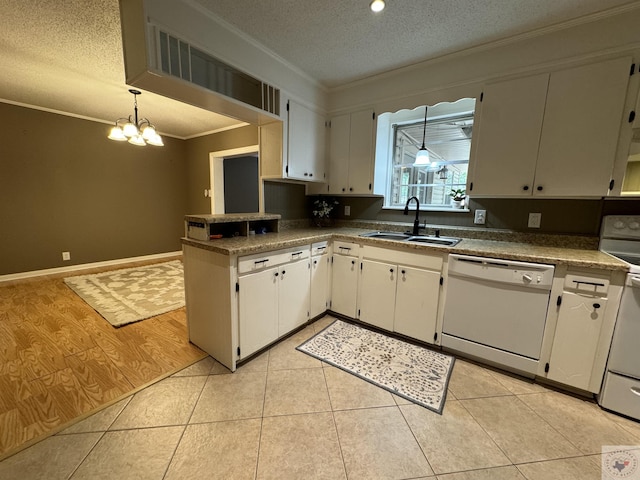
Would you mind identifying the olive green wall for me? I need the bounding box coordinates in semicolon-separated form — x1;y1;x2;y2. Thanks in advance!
184;125;258;214
0;102;188;275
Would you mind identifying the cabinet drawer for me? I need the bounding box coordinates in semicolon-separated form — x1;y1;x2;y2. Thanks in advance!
333;241;359;256
361;245;443;271
238;245;310;274
600;372;640;420
564;272;610;295
312;241;329;256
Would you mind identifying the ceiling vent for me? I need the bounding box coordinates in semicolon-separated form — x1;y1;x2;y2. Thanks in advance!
156;30;280;116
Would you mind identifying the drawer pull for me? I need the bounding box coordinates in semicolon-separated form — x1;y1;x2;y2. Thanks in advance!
254;259;269;265
339;246;351;252
631;387;640;397
572;280;605;288
292;251;303;257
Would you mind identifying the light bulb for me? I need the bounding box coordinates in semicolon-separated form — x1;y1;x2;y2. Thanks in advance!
370;0;385;13
108;126;127;141
128;134;146;146
413;148;430;166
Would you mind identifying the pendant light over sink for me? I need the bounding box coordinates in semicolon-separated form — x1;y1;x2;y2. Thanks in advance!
108;89;164;146
413;106;430;166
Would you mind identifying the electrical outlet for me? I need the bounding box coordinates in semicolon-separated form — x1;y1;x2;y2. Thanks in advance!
62;251;71;261
528;212;542;229
474;209;486;224
344;205;351;216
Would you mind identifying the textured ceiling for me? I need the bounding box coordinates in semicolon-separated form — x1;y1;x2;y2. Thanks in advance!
193;0;636;87
0;0;636;139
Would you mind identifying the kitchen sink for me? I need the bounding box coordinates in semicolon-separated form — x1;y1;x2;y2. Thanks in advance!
406;235;461;246
359;231;412;240
359;231;461;246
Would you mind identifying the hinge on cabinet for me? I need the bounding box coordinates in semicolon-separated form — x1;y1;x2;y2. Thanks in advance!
372;112;375;120
629;111;636;123
544;362;550;373
286;101;290;111
480;92;484;102
358;309;361;317
631;63;636;76
368;183;372;190
327;185;330;192
609;179;615;191
469;182;473;191
556;295;562;306
285;165;289;174
434;332;438;342
236;283;239;292
439;276;444;286
360;262;363;270
237;346;241;356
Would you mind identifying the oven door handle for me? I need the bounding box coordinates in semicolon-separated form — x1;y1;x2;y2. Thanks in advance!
631;276;640;288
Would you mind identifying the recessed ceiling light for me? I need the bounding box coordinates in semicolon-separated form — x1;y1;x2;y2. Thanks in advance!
370;0;385;13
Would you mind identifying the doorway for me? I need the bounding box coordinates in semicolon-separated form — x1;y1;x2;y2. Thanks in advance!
209;145;261;214
223;154;259;213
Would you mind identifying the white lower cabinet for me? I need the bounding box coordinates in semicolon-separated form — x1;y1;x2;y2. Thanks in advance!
358;259;397;331
238;246;311;359
544;270;622;393
358;246;443;344
330;242;359;317
277;259;311;336
310;245;330;318
394;266;441;343
239;267;279;359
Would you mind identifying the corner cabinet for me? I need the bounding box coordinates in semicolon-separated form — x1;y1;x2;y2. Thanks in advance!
326;109;376;194
470;56;633;197
260;98;326;182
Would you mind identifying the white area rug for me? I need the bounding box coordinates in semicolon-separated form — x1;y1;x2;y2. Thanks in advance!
297;319;455;414
64;261;185;327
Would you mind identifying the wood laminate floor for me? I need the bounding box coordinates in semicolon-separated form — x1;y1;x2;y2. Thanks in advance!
0;260;206;459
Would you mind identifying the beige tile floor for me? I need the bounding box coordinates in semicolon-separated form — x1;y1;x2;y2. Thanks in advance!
1;315;640;480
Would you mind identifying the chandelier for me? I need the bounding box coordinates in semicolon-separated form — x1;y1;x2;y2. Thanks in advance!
107;89;164;146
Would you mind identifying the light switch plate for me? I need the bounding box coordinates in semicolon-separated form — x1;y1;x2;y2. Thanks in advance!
528;212;542;228
344;205;351;216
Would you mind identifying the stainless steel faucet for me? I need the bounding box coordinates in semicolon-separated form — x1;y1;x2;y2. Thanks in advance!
403;196;423;236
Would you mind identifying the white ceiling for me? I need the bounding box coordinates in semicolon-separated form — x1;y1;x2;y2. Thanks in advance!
0;0;636;139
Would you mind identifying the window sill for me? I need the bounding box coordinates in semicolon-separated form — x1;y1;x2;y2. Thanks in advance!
382;206;470;213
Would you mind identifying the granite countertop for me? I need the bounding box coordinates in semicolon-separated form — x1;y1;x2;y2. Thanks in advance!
181;226;628;271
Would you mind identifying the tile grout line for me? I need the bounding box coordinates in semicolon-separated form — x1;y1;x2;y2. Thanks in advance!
396;403;436;476
253;350;271;480
159;368;211;480
320;361;349;480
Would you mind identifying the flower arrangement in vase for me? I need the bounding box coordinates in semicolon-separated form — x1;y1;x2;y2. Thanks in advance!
312;197;339;227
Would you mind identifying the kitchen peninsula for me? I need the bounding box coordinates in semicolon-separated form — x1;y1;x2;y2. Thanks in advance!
182;213;628;396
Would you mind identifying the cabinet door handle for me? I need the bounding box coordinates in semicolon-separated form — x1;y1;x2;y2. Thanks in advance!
313;260;317;265
593;303;601;309
274;272;279;277
401;269;406;274
522;185;529;191
349;187;353;191
351;260;355;265
342;188;346;192
282;270;286;275
389;268;394;273
536;185;543;191
304;172;308;176
309;173;313;177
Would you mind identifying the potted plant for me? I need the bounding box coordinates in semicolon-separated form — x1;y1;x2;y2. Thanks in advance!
449;189;466;208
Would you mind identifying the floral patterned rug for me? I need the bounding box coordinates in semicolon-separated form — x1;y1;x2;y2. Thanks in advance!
297;319;455;414
64;260;185;327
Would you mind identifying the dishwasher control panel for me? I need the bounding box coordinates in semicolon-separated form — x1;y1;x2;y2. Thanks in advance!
448;254;555;290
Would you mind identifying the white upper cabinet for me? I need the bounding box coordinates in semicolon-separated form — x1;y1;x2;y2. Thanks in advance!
260;98;326;183
287;100;326;182
327;109;375;194
470;74;548;196
470;56;632;197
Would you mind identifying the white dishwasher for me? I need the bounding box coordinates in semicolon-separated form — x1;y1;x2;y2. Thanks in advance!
442;254;555;375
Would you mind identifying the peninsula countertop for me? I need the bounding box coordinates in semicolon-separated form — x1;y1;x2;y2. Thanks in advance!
181;227;628;271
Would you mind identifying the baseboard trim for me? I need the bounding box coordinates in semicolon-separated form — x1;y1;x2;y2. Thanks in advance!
0;251;183;284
